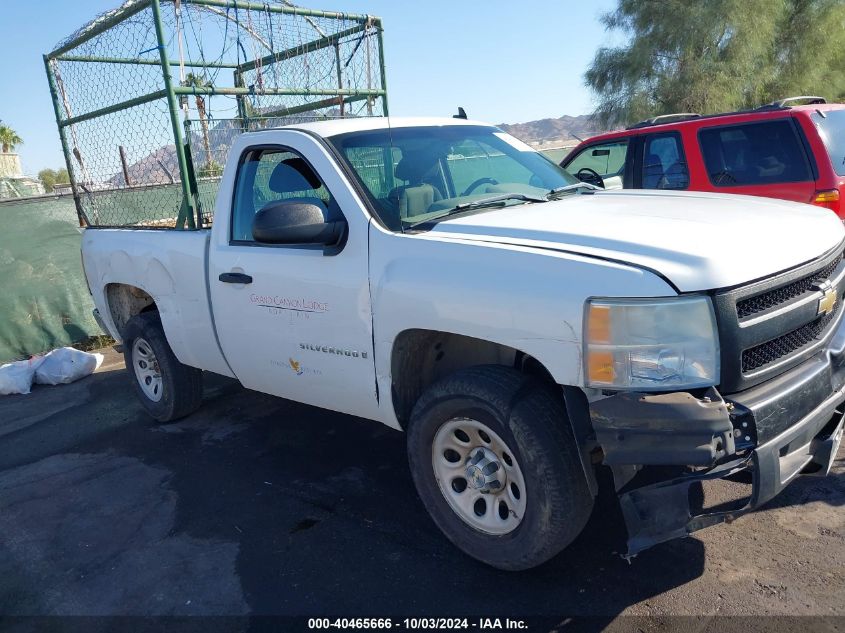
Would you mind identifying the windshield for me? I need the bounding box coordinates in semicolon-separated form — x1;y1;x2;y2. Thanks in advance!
813;109;845;176
329;125;579;230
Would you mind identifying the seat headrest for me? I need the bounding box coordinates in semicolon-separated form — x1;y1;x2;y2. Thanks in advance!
645;153;663;169
394;149;439;183
268;157;322;194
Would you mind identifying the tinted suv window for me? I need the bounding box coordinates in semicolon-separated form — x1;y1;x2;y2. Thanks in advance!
698;120;812;186
642;132;689;190
565;140;628;180
813;110;845;176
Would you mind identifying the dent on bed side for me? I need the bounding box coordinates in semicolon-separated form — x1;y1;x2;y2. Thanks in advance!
101;250;176;334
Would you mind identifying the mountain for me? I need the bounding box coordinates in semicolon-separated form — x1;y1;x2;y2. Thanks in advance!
110;118;251;187
498;113;609;146
110;112;609;186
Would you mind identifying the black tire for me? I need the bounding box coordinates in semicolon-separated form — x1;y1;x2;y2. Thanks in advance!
407;365;594;571
122;312;203;422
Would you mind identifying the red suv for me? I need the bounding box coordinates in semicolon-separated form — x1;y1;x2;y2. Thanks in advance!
561;97;845;217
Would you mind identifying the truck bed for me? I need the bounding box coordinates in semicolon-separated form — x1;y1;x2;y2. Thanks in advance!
81;228;232;378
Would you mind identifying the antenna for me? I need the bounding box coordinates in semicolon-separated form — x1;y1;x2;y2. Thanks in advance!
453;107;467;120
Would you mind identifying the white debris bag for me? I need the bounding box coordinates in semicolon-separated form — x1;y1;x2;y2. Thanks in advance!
0;356;44;396
34;347;104;386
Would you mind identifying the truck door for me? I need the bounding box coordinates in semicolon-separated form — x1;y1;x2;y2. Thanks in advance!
209;131;377;420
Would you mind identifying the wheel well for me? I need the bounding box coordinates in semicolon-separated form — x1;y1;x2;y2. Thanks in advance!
390;329;555;428
105;283;158;336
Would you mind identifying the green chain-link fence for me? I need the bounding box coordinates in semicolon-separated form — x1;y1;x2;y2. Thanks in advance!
45;0;387;230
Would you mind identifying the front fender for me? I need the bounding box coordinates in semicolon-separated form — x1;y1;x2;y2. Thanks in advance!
369;227;677;425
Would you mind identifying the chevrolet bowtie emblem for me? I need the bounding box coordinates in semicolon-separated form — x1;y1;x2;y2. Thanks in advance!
817;281;838;316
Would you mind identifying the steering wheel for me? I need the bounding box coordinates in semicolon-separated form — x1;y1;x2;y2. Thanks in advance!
575;167;605;189
461;177;499;197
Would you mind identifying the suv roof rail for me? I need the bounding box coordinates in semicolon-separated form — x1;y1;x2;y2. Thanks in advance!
626;113;702;129
758;96;827;110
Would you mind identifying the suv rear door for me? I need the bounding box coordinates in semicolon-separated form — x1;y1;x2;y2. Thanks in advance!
695;117;817;204
637;131;690;190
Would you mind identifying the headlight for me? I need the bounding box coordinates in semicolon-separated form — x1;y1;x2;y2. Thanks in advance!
584;296;720;391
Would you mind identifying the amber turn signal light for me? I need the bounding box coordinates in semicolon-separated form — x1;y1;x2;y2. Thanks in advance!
811;189;841;211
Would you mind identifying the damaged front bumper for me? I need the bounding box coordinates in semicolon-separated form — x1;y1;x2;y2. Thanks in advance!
588;318;845;557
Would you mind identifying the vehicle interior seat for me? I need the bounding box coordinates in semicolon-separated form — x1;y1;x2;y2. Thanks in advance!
388;149;443;220
643;153;665;189
236;156;329;241
265;156;331;211
756;155;787;178
268;156;324;199
243;157;330;242
660;161;690;189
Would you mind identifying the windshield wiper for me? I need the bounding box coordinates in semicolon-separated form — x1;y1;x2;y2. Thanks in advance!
546;182;601;199
406;193;546;229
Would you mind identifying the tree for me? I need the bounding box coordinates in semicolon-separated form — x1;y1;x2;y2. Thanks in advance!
0;123;23;153
38;167;70;193
197;161;223;179
585;0;845;127
182;73;214;170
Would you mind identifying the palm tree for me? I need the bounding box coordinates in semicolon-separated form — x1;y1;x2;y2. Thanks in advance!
0;123;23;153
182;73;213;170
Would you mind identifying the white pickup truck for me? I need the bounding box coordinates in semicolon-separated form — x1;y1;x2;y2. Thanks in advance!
82;117;845;570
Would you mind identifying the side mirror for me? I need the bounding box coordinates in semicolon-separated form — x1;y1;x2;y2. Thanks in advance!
252;200;346;247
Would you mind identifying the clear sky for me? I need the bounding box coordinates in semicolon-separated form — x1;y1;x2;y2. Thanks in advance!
0;0;618;174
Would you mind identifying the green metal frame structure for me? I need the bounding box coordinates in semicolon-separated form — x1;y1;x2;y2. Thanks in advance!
44;0;388;230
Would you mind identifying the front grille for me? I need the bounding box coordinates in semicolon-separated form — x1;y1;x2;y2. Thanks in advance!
714;242;845;392
736;254;843;319
741;302;841;372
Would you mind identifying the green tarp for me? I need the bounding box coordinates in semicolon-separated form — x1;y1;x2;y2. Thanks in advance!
0;196;101;362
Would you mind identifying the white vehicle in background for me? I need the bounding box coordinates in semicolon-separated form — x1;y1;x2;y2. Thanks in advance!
82;117;845;570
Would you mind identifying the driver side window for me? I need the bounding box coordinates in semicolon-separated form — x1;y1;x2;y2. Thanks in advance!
565;140;629;185
231;148;335;243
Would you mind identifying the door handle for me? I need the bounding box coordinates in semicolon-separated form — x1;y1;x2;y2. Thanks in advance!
219;272;253;284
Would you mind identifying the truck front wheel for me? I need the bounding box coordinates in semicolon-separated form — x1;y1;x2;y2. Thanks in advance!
122;312;202;422
407;366;593;571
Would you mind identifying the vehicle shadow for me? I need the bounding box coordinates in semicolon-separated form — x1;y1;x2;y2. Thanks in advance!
132;373;709;620
1;367;841;622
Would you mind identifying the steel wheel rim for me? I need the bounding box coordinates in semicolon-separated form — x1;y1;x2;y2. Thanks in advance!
132;337;163;402
432;417;527;535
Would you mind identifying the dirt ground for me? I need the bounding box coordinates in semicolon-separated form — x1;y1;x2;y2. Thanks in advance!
0;346;843;630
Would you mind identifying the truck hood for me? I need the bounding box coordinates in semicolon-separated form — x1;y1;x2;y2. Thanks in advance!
428;190;845;292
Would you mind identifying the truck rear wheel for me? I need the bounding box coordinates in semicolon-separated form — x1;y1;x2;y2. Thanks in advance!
407;365;593;571
122;312;202;422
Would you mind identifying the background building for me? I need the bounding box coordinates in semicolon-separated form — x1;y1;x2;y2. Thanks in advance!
0;152;45;198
